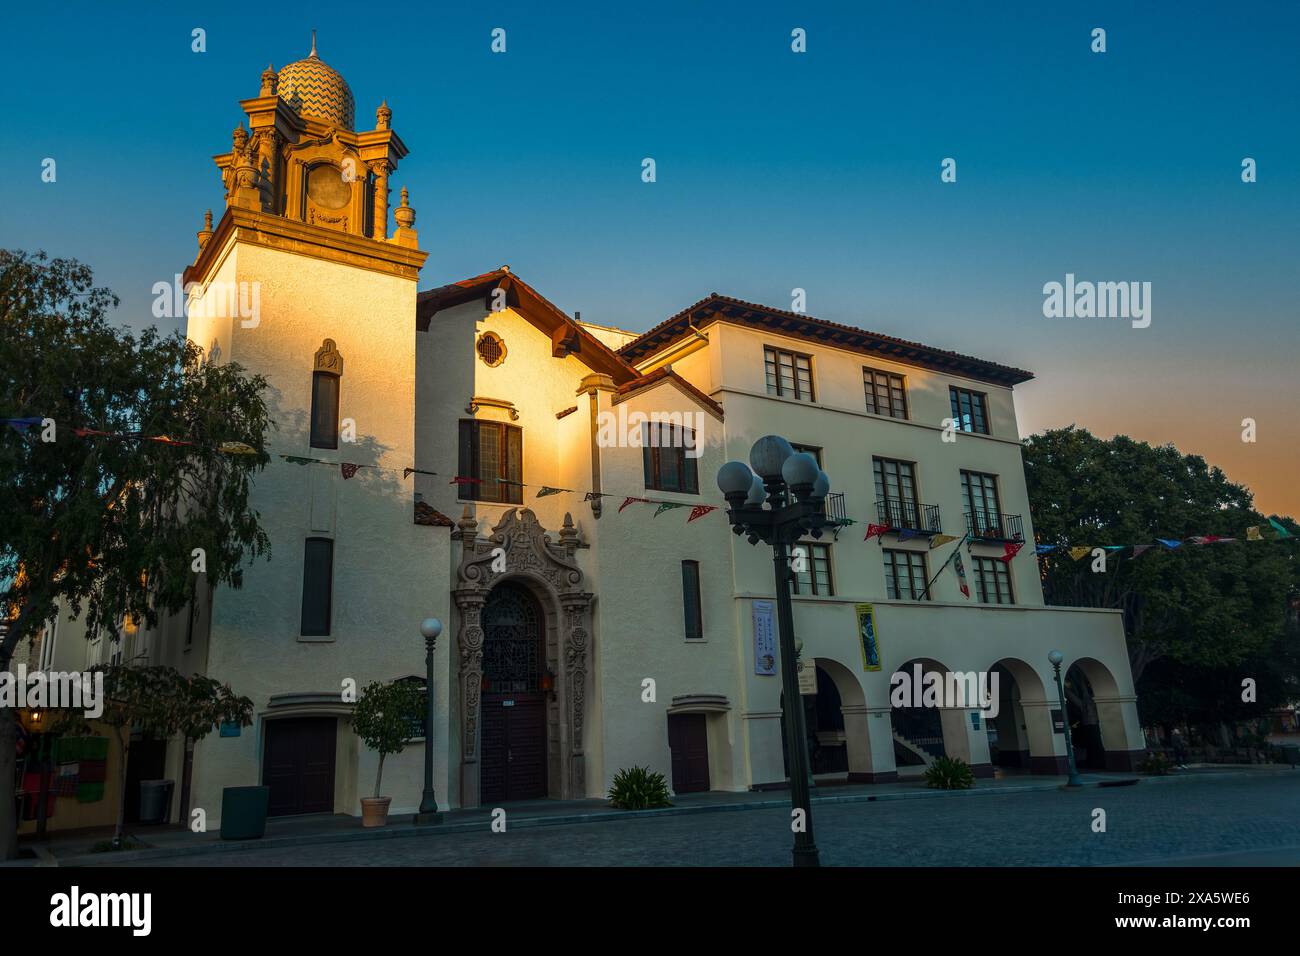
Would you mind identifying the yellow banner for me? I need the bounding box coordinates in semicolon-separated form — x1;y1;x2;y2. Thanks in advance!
855;604;882;672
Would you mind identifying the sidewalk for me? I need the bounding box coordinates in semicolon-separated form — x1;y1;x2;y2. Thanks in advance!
12;764;1293;868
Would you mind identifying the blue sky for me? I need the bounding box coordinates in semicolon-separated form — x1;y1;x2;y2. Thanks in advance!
1;1;1297;512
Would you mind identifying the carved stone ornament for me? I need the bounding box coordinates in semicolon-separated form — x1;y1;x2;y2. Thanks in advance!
314;338;343;376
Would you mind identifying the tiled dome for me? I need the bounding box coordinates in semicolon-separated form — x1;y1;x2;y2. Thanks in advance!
277;37;355;130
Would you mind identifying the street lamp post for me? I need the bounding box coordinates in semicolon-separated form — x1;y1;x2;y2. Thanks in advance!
1048;649;1084;788
415;617;444;824
718;435;838;868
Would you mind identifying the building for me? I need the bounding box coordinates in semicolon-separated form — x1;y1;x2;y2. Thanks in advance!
40;40;1146;827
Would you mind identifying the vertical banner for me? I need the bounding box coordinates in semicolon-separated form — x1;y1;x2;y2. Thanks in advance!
953;551;971;599
752;600;777;676
796;656;817;695
855;603;882;672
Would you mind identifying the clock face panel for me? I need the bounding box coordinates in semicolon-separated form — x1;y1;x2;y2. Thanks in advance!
307;164;351;210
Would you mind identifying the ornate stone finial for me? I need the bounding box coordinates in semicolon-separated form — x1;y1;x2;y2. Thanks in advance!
376;99;391;130
559;512;579;555
196;208;215;253
500;264;511;274
394;186;416;229
260;63;278;96
458;505;478;540
232;123;248;154
309;29;318;58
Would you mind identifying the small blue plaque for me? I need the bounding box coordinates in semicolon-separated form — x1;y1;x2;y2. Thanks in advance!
219;721;241;738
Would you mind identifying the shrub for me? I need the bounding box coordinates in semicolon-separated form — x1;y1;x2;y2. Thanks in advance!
607;766;672;810
1139;752;1173;775
924;756;975;790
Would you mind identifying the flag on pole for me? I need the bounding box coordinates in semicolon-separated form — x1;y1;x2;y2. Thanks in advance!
929;534;959;549
687;505;717;523
897;528;921;542
952;552;970;599
1000;541;1023;563
340;463;359;480
864;524;890;542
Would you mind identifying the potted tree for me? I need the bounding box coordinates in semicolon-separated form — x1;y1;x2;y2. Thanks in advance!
351;679;422;828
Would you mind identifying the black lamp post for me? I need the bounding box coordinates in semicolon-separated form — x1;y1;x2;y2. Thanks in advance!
415;617;444;824
1048;649;1084;788
718;435;836;868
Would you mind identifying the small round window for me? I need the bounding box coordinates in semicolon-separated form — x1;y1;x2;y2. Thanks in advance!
477;331;506;367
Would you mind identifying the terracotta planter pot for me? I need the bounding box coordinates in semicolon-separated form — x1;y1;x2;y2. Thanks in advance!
360;797;391;828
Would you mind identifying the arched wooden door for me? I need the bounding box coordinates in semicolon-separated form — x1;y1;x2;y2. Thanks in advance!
479;582;549;802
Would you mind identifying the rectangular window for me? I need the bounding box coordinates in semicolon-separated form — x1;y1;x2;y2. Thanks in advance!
873;457;920;527
300;537;334;636
764;346;815;401
458;420;523;504
961;470;1002;536
949;386;989;435
863;367;908;419
791;542;834;596
883;549;929;600
310;371;340;449
973;557;1014;605
681;560;703;641
790;443;823;468
642;421;699;494
184;579;198;649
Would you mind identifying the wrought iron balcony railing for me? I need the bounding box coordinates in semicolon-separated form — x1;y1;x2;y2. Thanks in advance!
964;511;1024;542
822;492;849;526
876;499;942;535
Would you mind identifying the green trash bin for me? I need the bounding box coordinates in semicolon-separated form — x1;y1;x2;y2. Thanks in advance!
219;786;270;840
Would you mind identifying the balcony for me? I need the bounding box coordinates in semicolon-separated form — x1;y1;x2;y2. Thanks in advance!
822;492;850;536
965;511;1024;543
876;499;943;535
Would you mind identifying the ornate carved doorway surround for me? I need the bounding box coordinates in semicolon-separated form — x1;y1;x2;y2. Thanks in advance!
453;508;593;808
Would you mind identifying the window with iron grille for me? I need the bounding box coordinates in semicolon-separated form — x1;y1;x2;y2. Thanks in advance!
681;560;703;641
310;370;340;449
949;386;989;434
883;549;929;600
873;457;920;526
764;346;815;401
791;542;834;596
864;367;908;419
961;470;1002;535
642;421;699;494
972;557;1014;604
476;331;506;367
458;420;523;504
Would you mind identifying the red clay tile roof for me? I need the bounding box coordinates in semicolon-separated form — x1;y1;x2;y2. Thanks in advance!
614;365;724;419
617;293;1034;387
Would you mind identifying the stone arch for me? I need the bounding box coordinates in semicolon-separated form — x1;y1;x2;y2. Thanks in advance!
986;657;1055;772
1065;656;1126;770
890;657;993;777
453;507;593;807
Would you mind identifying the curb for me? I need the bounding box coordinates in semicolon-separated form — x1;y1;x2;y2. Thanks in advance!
28;766;1297;867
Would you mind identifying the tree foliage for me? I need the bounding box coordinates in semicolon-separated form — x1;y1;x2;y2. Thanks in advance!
1023;426;1300;724
0;249;272;859
351;679;423;798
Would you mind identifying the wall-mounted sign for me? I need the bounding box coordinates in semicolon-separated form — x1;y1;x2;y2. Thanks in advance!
1052;709;1066;734
796;657;817;695
855;604;882;672
752;600;777;676
219;721;241;738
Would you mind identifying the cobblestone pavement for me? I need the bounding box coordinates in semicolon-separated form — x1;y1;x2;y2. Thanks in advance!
123;774;1300;867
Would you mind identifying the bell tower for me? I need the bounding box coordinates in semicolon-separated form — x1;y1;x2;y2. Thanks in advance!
182;38;445;825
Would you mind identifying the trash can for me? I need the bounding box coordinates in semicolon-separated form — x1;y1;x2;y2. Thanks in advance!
138;779;174;825
220;785;270;840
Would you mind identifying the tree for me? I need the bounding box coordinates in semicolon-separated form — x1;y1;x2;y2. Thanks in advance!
351;680;423;800
1023;426;1299;728
0;250;272;859
55;665;253;847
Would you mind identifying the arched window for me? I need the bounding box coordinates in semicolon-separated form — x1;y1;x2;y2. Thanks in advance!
311;339;343;449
